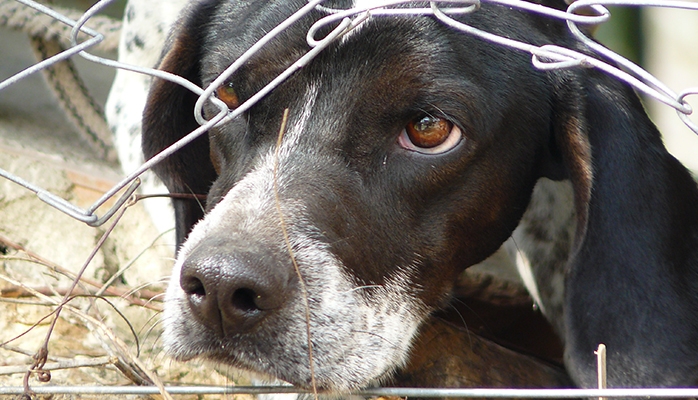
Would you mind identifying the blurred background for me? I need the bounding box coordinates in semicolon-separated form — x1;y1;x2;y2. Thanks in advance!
595;5;698;173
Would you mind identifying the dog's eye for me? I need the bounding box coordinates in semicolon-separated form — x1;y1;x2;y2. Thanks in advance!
215;82;240;109
399;115;462;154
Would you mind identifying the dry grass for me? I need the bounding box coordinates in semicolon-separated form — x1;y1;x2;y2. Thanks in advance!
0;166;254;399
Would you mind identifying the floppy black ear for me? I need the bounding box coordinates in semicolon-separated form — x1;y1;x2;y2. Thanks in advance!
556;69;698;387
142;0;222;248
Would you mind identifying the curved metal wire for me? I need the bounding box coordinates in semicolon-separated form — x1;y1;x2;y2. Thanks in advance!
2;385;698;398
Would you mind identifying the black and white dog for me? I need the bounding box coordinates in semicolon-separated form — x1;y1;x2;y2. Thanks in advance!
142;0;698;392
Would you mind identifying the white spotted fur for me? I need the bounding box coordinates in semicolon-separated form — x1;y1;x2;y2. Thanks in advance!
509;178;575;335
105;0;187;237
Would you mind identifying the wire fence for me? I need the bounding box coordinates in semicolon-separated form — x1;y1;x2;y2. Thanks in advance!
1;0;698;398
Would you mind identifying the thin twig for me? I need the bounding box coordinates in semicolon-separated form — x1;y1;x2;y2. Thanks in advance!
596;343;607;400
272;108;319;400
0;285;162;309
0;235;162;310
0;357;115;376
21;198;130;397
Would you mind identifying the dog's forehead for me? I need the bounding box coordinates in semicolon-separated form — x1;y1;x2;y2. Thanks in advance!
201;1;471;80
202;1;337;70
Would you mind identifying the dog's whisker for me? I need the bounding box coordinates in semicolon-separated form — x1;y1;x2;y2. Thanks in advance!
142;311;164;332
447;301;473;349
154;275;171;285
135;278;169;290
141;318;166;355
449;296;478;324
146;292;168;302
340;285;382;294
350;330;399;349
182;183;206;214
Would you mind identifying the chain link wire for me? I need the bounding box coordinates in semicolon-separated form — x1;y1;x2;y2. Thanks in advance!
0;1;697;395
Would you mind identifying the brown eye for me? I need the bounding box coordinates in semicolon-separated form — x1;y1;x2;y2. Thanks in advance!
406;115;453;148
399;114;462;154
216;82;239;109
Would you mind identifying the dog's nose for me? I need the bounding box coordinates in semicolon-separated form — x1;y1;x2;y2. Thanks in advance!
179;241;294;335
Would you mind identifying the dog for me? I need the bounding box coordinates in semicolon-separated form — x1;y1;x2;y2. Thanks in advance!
142;0;698;392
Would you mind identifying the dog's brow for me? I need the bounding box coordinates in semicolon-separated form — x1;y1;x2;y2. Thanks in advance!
283;83;320;148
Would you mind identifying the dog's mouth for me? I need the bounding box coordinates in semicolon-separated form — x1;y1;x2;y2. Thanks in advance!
162;274;425;391
161;202;429;392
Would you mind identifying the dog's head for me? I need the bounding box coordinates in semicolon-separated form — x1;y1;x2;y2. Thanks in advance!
142;0;606;391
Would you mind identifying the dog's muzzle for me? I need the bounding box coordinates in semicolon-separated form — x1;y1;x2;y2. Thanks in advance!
161;160;426;391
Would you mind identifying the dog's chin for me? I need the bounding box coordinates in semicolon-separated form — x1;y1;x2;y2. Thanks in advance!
167;351;396;394
162;327;406;392
162;337;400;393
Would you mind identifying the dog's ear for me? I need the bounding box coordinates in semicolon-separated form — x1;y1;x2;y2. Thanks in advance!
544;73;593;247
553;68;698;386
142;0;222;248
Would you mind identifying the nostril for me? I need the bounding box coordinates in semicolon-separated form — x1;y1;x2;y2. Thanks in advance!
181;275;206;298
231;288;261;313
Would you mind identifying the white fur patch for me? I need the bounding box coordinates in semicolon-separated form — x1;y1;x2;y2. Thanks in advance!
514;249;545;314
510;178;576;335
